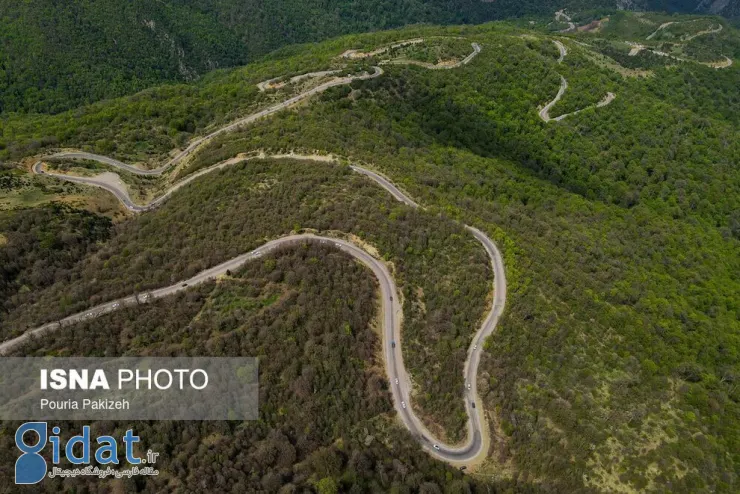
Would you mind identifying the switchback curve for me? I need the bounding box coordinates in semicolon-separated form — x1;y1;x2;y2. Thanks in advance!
539;40;615;122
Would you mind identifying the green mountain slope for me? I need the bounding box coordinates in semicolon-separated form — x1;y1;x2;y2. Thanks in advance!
0;12;738;493
8;0;715;115
3;1;736;115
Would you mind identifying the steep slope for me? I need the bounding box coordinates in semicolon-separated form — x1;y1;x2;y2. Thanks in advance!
4;1;736;115
0;0;246;114
0;0;604;115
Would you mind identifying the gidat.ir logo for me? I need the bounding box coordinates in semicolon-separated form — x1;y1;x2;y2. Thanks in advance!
14;422;144;484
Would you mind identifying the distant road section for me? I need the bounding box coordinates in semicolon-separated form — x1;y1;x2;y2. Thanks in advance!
257;69;342;92
539;40;615;122
381;42;481;69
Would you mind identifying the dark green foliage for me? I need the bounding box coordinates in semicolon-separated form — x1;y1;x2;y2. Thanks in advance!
0;246;514;492
0;1;735;115
0;0;614;115
0;204;111;316
0;0;244;114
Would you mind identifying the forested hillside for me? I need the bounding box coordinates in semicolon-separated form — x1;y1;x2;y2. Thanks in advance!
0;11;738;494
6;0;735;115
0;245;500;492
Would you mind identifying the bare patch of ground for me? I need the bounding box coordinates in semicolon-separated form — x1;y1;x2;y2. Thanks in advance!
578;17;608;33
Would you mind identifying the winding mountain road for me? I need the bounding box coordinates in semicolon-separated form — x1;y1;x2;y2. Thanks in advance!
42;39;481;180
11;153;507;466
11;40;500;466
43;66;384;179
381;43;481;70
539;40;615;122
257;69;342;92
555;10;575;33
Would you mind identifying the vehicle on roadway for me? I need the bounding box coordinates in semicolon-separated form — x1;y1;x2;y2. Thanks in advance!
401;401;406;409
433;444;440;451
473;344;478;350
395;378;399;385
467;383;471;390
112;303;120;309
471;402;476;408
391;340;396;348
85;312;93;318
182;283;188;287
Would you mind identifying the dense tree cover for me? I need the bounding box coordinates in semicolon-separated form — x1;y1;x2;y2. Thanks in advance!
166;23;737;490
0;0;244;114
0;160;490;442
0;26;473;162
0;0;612;115
0;204;111;317
182;26;738;234
1;247;536;492
1;15;738;492
0;1;734;115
